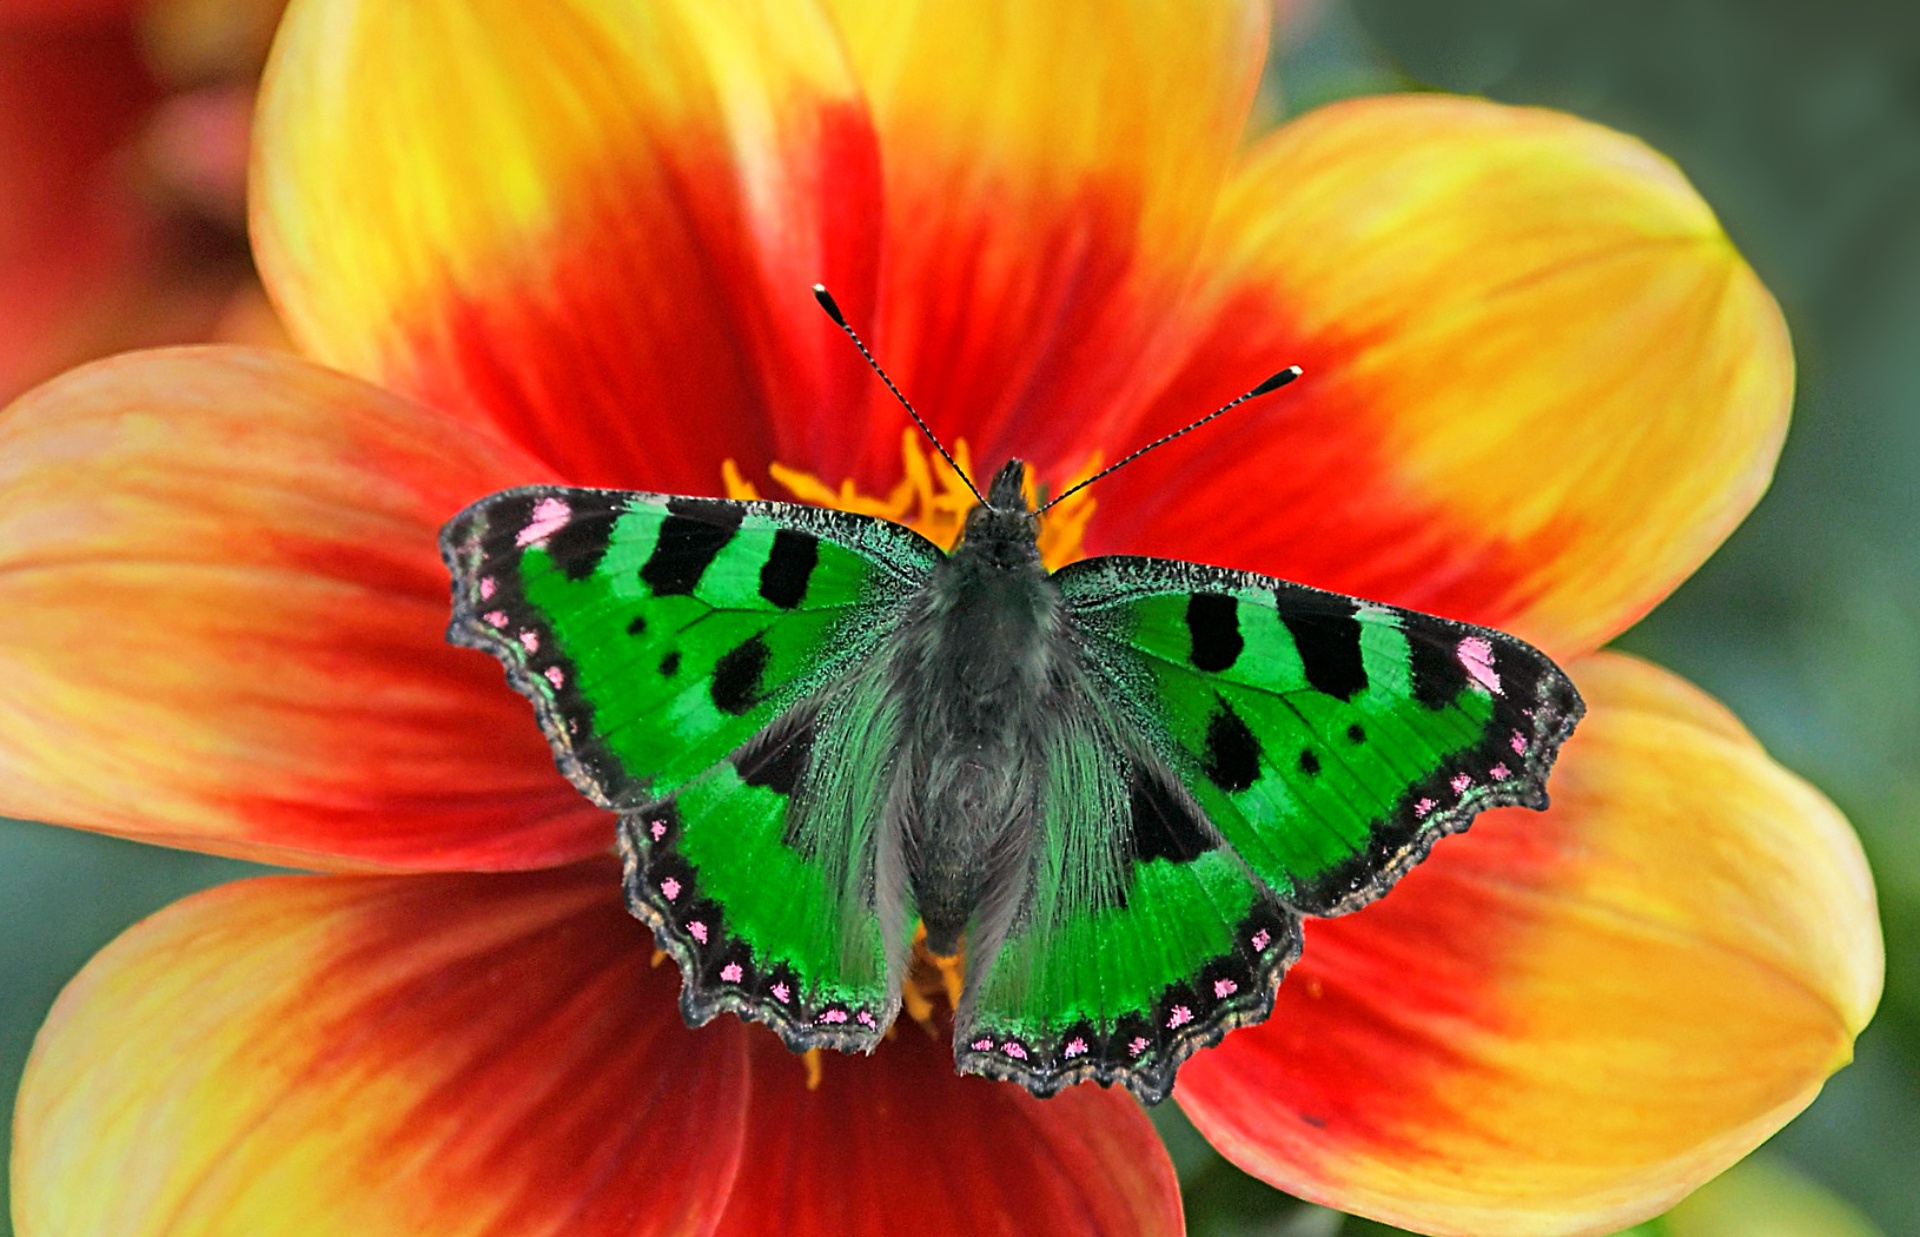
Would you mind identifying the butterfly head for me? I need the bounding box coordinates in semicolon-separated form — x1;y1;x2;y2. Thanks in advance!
957;459;1042;569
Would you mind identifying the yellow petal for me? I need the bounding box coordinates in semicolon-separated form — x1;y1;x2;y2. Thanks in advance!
1096;95;1792;659
1178;652;1881;1237
13;865;752;1236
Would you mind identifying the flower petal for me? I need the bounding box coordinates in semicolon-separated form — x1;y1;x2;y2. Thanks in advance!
821;0;1270;481
715;1023;1182;1237
13;864;750;1236
1176;652;1881;1237
1093;96;1792;658
253;0;883;493
0;346;607;871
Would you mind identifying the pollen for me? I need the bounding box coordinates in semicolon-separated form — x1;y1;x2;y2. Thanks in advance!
723;429;1100;569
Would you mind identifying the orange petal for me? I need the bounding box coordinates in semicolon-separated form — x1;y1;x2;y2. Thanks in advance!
715;1023;1182;1237
0;346;608;871
1176;652;1881;1237
820;0;1270;482
252;0;883;494
1094;96;1792;659
13;864;751;1236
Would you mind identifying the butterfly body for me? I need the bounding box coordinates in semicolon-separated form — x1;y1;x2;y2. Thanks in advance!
442;466;1582;1104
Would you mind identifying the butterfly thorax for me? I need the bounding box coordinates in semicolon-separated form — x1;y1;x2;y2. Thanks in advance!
887;460;1068;957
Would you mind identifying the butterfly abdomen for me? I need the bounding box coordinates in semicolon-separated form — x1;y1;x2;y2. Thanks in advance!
889;502;1067;956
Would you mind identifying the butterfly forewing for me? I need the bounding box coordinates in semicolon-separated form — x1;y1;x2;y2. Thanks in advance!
1055;556;1584;917
441;486;940;1047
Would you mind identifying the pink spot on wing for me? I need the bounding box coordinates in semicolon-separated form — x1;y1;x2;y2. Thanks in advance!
856;1009;876;1027
1002;1042;1028;1060
650;820;666;841
1167;1005;1193;1029
1251;929;1272;951
1457;636;1503;695
819;1009;849;1025
1451;773;1472;794
971;1038;993;1052
516;496;572;546
1414;797;1437;818
720;962;743;983
688;921;707;944
1214;978;1238;998
1064;1037;1089;1058
484;610;508;628
1490;763;1511;780
772;983;791;1004
544;666;565;688
659;877;680;901
1128;1037;1149;1057
1511;731;1529;755
518;631;539;653
479;577;496;600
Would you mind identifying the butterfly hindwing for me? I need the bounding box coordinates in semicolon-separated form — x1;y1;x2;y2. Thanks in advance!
1056;556;1584;917
953;716;1301;1104
442;486;940;1048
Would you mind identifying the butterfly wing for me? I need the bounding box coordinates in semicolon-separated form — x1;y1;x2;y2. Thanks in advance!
1056;555;1583;915
951;694;1301;1105
955;554;1582;1103
441;486;941;1049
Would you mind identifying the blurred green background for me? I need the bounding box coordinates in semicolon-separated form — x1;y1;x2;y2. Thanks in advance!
3;1;1915;1234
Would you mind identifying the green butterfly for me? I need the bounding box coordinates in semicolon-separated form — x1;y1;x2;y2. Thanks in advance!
439;306;1581;1106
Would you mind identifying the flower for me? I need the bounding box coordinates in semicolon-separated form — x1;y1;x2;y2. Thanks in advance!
0;0;289;405
0;1;1881;1234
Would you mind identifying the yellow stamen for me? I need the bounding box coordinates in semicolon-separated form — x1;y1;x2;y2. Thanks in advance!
723;430;1100;569
801;1047;824;1091
649;948;667;969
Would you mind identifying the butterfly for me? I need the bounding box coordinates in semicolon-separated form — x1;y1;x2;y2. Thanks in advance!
439;292;1583;1106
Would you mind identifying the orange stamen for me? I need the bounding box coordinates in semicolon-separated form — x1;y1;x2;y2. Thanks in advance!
801;1047;824;1091
723;430;1100;569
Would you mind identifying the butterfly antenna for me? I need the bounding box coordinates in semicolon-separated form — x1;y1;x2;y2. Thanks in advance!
1036;366;1303;514
812;283;984;505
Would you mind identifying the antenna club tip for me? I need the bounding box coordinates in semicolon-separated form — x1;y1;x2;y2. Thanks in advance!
810;283;848;327
1251;365;1304;397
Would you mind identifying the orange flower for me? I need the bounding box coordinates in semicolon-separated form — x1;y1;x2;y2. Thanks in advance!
0;2;1880;1234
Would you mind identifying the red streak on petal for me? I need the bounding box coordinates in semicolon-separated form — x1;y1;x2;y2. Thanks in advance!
315;866;750;1234
715;1019;1181;1237
395;100;884;497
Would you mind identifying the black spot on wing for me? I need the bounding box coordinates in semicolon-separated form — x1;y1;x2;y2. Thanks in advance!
1278;594;1368;701
659;650;680;677
1185;592;1243;672
1346;723;1366;745
1129;764;1217;864
1297;750;1321;777
711;635;770;715
641;500;745;596
758;529;819;609
1408;628;1470;710
1201;700;1261;794
735;713;814;799
626;614;647;636
545;511;615;580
